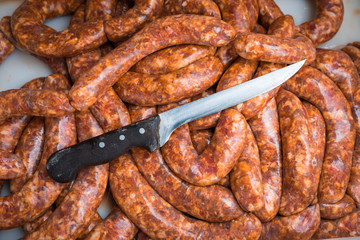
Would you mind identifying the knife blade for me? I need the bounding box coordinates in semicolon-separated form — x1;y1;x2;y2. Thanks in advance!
47;60;305;183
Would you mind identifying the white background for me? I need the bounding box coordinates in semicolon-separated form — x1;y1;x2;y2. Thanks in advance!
0;0;359;239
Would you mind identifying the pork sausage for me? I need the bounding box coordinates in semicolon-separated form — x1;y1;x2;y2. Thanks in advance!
342;45;360;73
320;194;356;220
162;0;221;19
0;151;25;179
258;0;283;28
0;31;14;64
190;129;213;154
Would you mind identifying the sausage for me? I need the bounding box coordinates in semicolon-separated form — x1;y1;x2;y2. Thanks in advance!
104;0;163;42
24;110;108;239
258;0;283;28
162;0;221;19
261;204;320;240
230;122;264;212
313;209;360;239
267;15;295;38
188;88;221;131
85;0;115;21
9;117;45;193
0;151;25;179
77;212;102;239
83;207;138;240
0;16;69;77
190;129;213;153
114;56;223;106
342;45;360;73
302;101;326;204
283;66;355;204
0;88;74;118
128;105;157;123
0;77;44;152
11;0;107;57
320;194;356;220
0;30;14;64
114;0;133;17
109;153;262;240
276;89;317;216
161;108;246;186
252;23;267;34
234;32;316;64
299;0;344;46
133;45;216;75
0;74;76;229
69;14;236;111
249;98;282;222
130;105;242;222
22;208;54;234
242;0;259;30
66;4;132;133
350;41;360;49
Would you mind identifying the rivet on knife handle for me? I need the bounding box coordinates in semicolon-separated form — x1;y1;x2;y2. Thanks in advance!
46;116;161;183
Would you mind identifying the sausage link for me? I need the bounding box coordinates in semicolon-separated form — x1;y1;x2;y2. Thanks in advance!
261;204;320;240
188;88;221;131
67;49;102;82
105;0;163;42
0;16;69;77
83;207;138;240
276;89;317;216
0;88;74;118
115;56;223;106
0;151;25;179
302;101;326;204
110;153;262;240
230;123;264;212
130;105;242;222
162;0;221;18
0;77;44;152
267;15;295;38
313;209;360;239
85;0;115;21
0;74;76;229
77;212;102;239
133;45;216;75
24;110;108;239
22;208;53;234
299;0;344;46
0;31;14;64
190;129;213;154
350;41;360;49
234;32;316;64
342;45;360;73
69;14;236;111
114;0;133;17
320;194;356;220
249;98;282;222
162;108;246;186
242;0;259;30
252;23;267;34
258;0;283;28
9;117;45;193
11;0;107;57
283;66;355;204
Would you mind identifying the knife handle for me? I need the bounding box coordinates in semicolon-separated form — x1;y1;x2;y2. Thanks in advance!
46;115;161;183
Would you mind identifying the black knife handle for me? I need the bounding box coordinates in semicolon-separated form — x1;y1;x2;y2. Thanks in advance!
46;115;161;183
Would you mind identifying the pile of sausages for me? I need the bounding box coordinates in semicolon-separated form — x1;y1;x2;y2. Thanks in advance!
0;0;359;239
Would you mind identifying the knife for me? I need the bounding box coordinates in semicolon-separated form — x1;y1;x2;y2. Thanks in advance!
47;60;305;183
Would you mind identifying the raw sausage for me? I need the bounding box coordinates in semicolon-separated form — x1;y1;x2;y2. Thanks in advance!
320;194;356;220
242;0;259;30
161;109;246;186
0;74;76;229
83;207;138;240
10;117;45;193
110;153;262;240
299;0;344;46
258;0;283;28
22;208;53;234
105;0;163;42
261;204;320;240
234;32;316;64
190;129;213;153
230;122;264;212
69;14;236;111
0;30;14;64
342;45;360;73
77;212;102;239
249;98;282;222
11;0;107;57
24;110;108;239
130;105;242;222
133;45;216;75
0;88;74;118
115;56;223;106
276;89;317;216
162;0;221;19
283;66;355;204
313;209;360;239
0;151;25;179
